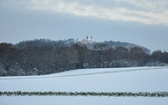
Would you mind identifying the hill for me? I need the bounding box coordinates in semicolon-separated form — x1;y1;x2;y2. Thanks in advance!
0;39;168;76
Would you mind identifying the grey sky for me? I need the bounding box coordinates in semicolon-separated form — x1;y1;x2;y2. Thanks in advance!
0;0;168;51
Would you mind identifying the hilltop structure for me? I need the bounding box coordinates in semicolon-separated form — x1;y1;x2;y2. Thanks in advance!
81;36;96;44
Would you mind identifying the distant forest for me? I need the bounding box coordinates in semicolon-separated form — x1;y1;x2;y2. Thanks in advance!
0;39;168;76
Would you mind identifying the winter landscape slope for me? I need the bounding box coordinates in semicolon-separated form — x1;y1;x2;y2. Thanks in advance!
0;67;168;105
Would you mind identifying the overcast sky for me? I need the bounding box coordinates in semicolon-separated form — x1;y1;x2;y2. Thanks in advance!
0;0;168;51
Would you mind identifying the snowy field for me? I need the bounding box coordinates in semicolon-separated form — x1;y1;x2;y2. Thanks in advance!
0;66;168;105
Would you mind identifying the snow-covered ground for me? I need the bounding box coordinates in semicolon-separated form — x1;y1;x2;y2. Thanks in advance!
0;66;168;105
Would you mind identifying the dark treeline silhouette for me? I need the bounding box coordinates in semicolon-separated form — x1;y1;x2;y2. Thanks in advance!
0;39;167;76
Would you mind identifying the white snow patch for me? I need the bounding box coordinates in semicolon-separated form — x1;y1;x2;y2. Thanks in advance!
0;66;168;105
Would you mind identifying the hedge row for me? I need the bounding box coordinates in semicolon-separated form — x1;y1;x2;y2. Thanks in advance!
0;91;168;97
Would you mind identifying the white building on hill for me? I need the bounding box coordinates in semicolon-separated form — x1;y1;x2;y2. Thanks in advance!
81;36;96;44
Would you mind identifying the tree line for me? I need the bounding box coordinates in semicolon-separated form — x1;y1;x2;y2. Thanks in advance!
0;39;168;76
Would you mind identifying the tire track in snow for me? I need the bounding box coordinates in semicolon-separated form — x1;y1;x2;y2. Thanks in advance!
55;67;168;78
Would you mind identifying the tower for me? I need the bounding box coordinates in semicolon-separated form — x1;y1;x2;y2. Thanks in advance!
86;36;88;40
